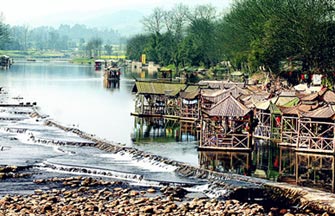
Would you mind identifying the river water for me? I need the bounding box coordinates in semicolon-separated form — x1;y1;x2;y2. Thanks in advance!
0;61;198;165
0;61;334;194
0;61;204;196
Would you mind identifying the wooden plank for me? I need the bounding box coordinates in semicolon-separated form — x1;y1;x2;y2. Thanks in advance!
198;146;251;151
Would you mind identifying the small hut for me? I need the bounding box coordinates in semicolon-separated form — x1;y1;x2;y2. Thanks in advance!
132;81;186;117
103;67;121;88
179;85;201;120
0;55;11;69
199;95;253;151
254;100;282;141
254;91;298;142
297;105;335;154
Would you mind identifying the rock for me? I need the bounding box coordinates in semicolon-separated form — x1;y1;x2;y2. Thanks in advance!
34;189;43;195
140;206;154;213
147;188;156;193
129;190;139;196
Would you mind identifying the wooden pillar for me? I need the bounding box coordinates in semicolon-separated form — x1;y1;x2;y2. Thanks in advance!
332;155;335;193
248;111;254;149
296;117;301;149
295;152;299;185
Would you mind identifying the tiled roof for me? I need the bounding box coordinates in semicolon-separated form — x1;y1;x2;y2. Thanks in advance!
280;104;315;115
322;90;335;104
198;80;245;89
133;81;186;96
302;105;335;119
180;85;200;99
203;95;250;117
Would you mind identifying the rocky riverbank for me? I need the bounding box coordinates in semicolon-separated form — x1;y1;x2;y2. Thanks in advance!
0;176;328;216
40;118;335;215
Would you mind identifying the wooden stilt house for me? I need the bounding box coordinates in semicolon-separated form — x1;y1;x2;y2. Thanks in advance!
179;85;201;121
298;105;335;154
253;91;298;142
199;151;251;175
132;81;186;118
199;94;253;151
279;104;313;147
296;152;335;193
295;89;335;154
254;99;282;141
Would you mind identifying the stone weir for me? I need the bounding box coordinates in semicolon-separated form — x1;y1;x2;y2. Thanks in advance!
40;117;335;214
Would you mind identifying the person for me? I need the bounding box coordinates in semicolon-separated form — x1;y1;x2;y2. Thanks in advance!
275;116;281;127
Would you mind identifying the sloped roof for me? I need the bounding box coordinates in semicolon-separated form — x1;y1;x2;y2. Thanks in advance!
198;80;245;89
133;81;186;96
201;89;227;98
180;85;200;99
255;96;278;110
269;102;282;114
276;96;299;107
300;87;327;102
279;91;297;97
322;90;335;104
204;95;250;117
302;105;335;119
282;97;300;107
226;85;252;98
280;104;316;115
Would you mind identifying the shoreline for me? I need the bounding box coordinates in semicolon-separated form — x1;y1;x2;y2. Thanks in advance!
37;109;335;214
0;100;334;214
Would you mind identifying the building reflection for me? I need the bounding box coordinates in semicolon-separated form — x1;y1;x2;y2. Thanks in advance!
199;141;335;193
131;117;198;143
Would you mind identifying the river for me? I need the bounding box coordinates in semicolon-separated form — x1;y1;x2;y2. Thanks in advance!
0;60;334;194
0;61;198;165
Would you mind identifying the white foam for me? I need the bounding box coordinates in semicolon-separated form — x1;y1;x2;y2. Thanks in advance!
98;151;177;172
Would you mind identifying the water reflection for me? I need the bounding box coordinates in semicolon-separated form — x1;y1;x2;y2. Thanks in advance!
199;140;335;193
132;117;198;143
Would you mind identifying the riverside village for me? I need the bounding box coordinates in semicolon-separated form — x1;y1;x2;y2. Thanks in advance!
1;0;335;215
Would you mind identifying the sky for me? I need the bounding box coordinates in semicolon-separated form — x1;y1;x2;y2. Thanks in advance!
1;0;233;28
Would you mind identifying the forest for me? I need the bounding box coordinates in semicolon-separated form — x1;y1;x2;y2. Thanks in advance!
126;0;335;81
0;19;126;58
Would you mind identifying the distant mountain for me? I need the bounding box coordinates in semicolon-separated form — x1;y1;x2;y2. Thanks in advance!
43;9;145;37
83;10;145;36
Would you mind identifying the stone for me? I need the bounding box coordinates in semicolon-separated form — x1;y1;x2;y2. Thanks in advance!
147;188;156;193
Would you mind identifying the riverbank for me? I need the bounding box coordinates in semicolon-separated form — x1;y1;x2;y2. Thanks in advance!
37;111;335;214
0;89;333;215
0;175;268;215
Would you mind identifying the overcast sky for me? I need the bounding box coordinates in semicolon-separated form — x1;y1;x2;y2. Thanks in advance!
1;0;233;27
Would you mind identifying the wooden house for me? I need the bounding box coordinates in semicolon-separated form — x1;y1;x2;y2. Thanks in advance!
199;95;253;151
132;81;186;118
279;104;313;147
253;91;298;142
179;85;201;120
254;99;282;141
0;55;11;69
297;104;335;154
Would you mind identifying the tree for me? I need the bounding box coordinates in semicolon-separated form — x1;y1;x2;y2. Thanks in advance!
0;13;9;49
85;38;103;58
126;34;150;61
